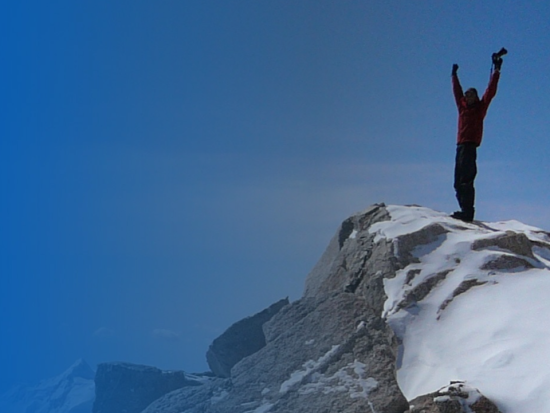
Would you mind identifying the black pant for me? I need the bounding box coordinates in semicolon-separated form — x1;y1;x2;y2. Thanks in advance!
454;143;477;215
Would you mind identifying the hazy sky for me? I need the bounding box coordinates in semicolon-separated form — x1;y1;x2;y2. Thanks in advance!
2;1;550;392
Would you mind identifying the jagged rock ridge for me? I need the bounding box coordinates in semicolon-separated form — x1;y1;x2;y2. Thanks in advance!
94;203;550;413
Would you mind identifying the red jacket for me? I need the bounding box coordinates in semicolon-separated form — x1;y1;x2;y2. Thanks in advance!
452;70;500;146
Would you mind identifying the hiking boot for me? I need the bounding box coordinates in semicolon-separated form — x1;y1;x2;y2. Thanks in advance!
451;211;465;220
451;210;474;222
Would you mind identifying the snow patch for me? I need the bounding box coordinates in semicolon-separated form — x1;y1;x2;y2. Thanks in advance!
279;345;340;394
210;389;229;404
297;360;378;399
436;382;481;405
243;400;274;413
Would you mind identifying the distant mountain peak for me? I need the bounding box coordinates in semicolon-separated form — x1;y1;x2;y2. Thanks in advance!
0;359;95;413
45;359;95;385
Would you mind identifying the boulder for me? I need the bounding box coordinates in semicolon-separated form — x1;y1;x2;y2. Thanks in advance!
407;382;501;413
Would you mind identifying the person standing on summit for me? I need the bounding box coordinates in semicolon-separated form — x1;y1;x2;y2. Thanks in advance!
451;49;505;222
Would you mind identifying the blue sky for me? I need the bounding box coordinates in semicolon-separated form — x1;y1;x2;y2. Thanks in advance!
2;1;550;392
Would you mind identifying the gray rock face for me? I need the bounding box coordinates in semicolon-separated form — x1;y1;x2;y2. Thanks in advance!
303;203;393;304
206;298;289;378
303;203;423;320
220;293;408;413
147;293;408;413
92;362;201;413
141;378;229;413
142;204;410;412
472;230;535;259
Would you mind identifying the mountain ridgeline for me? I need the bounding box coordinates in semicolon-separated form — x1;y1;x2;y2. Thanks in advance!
93;204;550;412
6;204;550;413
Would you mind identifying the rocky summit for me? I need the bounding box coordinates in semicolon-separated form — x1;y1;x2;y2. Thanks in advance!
91;204;550;413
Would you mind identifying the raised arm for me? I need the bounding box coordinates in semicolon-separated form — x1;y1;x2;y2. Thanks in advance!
481;69;500;107
451;64;464;108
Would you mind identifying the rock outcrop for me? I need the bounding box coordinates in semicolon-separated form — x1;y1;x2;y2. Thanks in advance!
92;203;550;413
206;297;289;378
215;292;408;413
407;382;501;413
144;293;408;413
142;204;410;413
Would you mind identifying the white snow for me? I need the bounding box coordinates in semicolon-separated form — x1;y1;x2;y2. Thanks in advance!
210;388;229;404
297;360;378;398
375;205;550;413
243;400;274;413
277;346;379;409
430;382;482;410
279;345;340;394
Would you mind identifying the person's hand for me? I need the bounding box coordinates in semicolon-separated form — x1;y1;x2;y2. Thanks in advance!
452;64;459;76
494;58;503;71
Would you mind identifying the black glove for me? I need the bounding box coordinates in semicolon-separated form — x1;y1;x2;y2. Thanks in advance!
493;57;503;71
452;64;459;76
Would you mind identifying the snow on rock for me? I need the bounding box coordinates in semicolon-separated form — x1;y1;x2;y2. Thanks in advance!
295;359;378;398
371;205;550;413
209;293;408;413
279;345;341;394
140;291;408;413
243;401;275;413
408;380;500;413
301;203;550;412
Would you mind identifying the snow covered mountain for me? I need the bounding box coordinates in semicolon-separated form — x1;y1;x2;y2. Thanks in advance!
0;359;95;413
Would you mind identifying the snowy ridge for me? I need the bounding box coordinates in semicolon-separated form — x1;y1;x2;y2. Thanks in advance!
370;205;550;413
